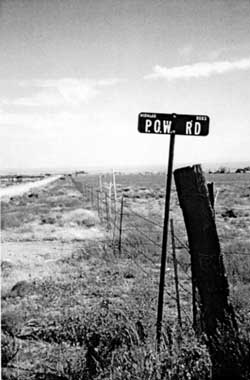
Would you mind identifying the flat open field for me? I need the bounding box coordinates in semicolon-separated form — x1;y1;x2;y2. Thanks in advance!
1;171;250;379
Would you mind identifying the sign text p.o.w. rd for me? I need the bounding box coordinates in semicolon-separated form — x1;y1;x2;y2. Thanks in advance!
138;113;209;136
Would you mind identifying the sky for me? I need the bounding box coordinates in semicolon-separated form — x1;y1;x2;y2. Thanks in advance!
0;0;250;172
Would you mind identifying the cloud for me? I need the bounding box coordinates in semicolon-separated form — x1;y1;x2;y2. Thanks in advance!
178;44;193;58
145;57;250;80
1;77;124;107
0;108;123;138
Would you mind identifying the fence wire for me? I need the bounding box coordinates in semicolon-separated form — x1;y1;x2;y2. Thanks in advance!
70;176;197;325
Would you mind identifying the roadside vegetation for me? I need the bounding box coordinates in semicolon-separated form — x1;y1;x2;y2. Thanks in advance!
1;173;250;379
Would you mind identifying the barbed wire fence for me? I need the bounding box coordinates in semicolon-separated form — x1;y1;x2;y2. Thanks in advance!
1;172;249;377
1;174;248;331
71;173;250;332
70;175;197;328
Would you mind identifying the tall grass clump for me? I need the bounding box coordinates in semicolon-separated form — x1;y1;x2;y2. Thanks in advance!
14;301;212;380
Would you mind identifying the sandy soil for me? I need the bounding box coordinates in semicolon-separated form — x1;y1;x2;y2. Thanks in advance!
1;175;107;297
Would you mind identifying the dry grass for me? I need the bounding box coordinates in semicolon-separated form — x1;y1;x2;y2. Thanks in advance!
1;171;250;379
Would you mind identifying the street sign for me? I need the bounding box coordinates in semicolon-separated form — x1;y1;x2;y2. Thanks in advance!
138;110;210;349
138;112;209;136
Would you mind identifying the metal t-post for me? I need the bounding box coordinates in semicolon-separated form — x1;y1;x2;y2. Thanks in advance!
118;195;124;255
156;130;175;349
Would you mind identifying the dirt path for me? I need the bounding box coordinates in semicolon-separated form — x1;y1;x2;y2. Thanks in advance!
1;175;105;293
0;175;62;200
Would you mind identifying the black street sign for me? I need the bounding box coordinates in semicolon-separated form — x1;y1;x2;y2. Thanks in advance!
138;112;209;136
138;110;210;348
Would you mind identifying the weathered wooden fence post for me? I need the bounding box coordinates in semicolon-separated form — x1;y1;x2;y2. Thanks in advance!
174;164;245;380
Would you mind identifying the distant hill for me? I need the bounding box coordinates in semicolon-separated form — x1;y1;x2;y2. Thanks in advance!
1;160;250;175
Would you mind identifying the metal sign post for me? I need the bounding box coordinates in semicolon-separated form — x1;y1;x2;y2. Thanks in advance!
156;129;175;348
138;112;210;349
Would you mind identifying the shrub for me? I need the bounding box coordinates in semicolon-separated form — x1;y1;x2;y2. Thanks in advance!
1;260;13;277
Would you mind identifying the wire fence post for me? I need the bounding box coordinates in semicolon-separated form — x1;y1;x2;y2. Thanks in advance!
97;190;100;218
91;186;94;208
108;182;112;223
83;184;85;201
170;218;182;330
118;195;124;255
112;170;118;252
112;169;117;215
207;182;215;210
105;191;110;230
85;185;88;202
86;185;89;203
99;177;103;221
214;188;220;206
99;175;103;192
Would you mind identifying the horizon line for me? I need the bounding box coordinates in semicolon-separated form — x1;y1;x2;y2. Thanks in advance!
1;160;250;175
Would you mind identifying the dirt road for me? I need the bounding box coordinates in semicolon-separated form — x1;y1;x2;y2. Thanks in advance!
0;175;62;200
